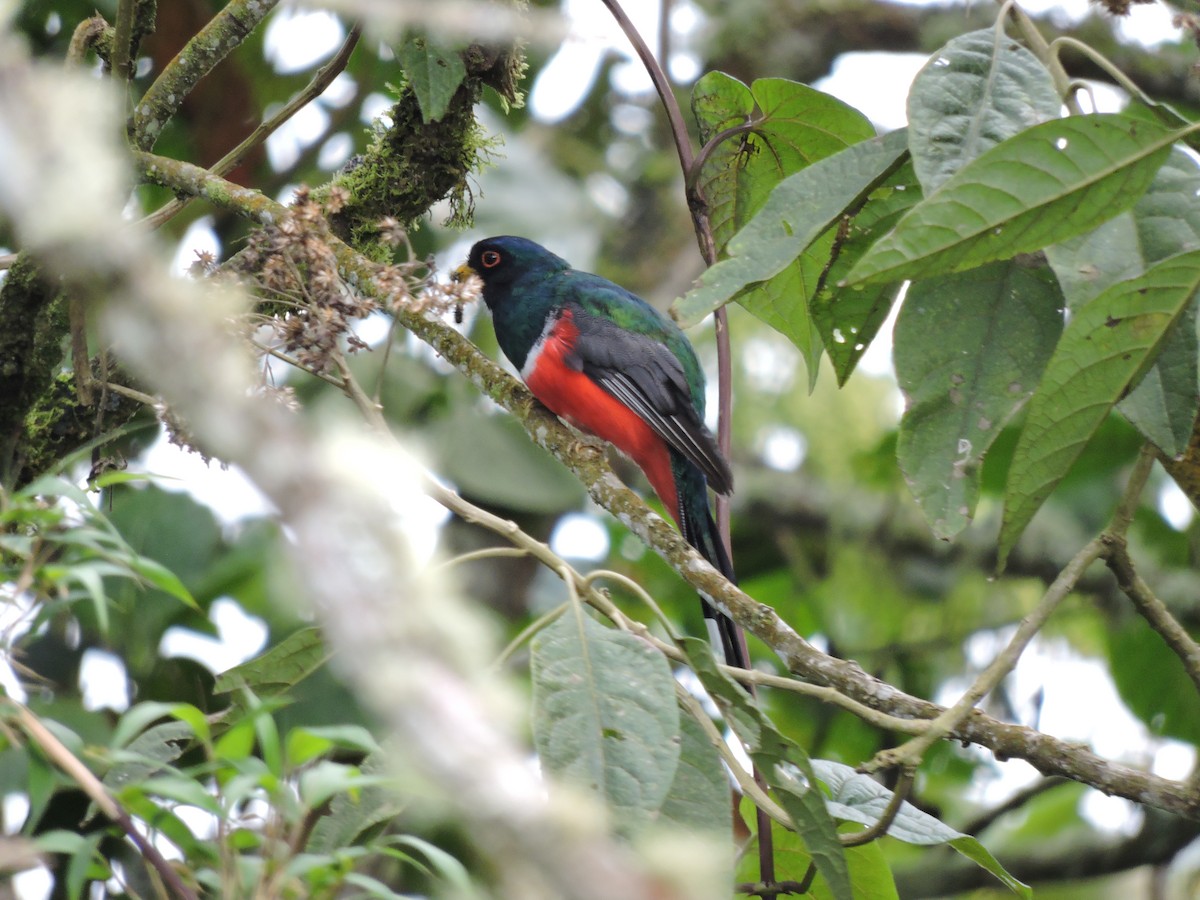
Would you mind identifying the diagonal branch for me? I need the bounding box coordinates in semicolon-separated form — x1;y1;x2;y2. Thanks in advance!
130;151;1200;821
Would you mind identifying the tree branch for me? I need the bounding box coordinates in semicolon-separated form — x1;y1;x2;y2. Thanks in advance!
127;152;1200;821
131;0;281;150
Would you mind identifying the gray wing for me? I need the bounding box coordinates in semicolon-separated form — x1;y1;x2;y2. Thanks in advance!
567;308;733;495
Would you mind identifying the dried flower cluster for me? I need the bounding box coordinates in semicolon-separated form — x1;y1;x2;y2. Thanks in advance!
240;186;379;374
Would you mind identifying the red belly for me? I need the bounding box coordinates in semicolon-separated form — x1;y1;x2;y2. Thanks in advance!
524;315;679;522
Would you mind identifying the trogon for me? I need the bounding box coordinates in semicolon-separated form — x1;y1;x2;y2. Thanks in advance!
455;235;745;669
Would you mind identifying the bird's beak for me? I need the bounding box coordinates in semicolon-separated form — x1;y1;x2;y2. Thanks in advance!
452;262;476;283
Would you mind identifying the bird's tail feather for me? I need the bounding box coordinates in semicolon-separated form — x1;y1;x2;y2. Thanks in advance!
677;465;747;671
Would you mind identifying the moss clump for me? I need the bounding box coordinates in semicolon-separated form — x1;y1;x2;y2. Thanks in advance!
316;41;524;256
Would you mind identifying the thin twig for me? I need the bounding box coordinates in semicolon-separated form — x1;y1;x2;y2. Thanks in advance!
6;698;199;900
675;684;792;828
864;535;1106;772
840;768;914;846
142;22;364;230
1103;535;1200;696
111;0;136;82
957;776;1067;836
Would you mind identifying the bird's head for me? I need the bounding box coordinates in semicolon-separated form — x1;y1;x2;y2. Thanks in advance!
453;236;570;308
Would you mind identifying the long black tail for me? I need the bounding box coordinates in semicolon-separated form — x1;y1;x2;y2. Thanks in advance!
677;462;748;671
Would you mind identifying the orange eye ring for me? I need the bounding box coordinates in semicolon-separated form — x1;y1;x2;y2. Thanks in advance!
481;249;502;268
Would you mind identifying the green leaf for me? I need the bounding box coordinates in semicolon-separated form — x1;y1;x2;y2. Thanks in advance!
673;129;910;327
397;37;466;123
999;248;1200;566
895;260;1064;539
1047;150;1200;456
692;73;875;254
657;709;731;839
428;407;585;514
680;637;850;900
1045;213;1143;311
286;724;382;768
126;556;199;611
735;823;899;900
1108;617;1200;743
1117;150;1200;456
847;114;1185;286
298;760;378;809
907;27;1061;193
531;610;680;837
309;754;406;854
812;157;923;383
214;626;328;697
811;760;1030;898
104;719;195;794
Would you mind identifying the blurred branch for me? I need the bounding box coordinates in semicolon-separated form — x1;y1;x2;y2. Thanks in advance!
956;777;1068;837
131;0;281;150
129;151;1200;821
6;66;680;898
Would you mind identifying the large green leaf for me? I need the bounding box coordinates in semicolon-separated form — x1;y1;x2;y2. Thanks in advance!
998;248;1200;567
1119;150;1200;456
531;611;680;837
847;114;1184;286
735;825;899;900
691;73;875;254
811;760;1031;898
680;638;851;900
812;157;922;384
673;129;910;327
895;261;1064;539
907;28;1061;193
1047;149;1200;457
1108;617;1200;744
657;710;731;839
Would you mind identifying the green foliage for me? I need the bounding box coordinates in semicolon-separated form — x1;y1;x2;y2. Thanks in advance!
11;0;1200;897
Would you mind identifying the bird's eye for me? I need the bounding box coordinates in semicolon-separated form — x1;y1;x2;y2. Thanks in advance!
481;249;502;268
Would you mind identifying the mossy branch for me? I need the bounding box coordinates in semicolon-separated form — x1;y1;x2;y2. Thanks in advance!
132;151;1200;820
131;0;280;150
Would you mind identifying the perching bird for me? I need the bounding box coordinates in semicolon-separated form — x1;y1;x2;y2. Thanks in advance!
455;236;745;668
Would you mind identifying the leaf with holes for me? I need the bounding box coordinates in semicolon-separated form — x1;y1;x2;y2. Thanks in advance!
895;260;1063;540
812;157;923;383
846;114;1183;286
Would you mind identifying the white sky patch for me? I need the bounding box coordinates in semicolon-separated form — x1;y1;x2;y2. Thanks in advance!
758;425;807;472
160;597;269;674
264;7;346;74
13;868;50;900
318;131;355;170
3;793;29;834
550;513;611;561
741;335;798;395
360;91;393;124
1157;481;1194;531
138;435;276;524
530;0;662;121
169;216;221;277
814;53;929;131
320;72;358;108
266;101;330;171
80;648;131;712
